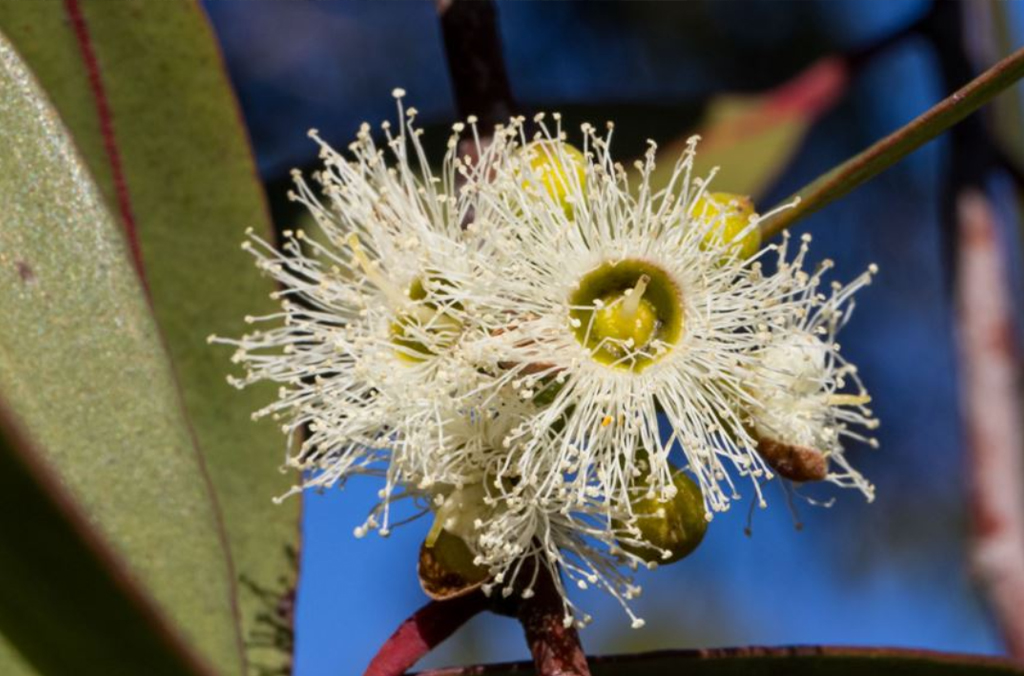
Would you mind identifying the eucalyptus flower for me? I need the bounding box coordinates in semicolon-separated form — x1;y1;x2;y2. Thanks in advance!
210;90;491;534
745;242;879;497
213;98;878;629
457;115;867;519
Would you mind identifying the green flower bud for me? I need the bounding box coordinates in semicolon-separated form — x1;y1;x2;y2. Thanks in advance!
622;470;708;564
693;192;761;260
518;141;587;217
418;529;489;600
419;483;494;599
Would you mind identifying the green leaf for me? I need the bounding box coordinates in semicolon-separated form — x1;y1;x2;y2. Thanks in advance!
0;2;301;671
648;57;848;200
416;648;1024;675
0;401;216;676
0;31;242;675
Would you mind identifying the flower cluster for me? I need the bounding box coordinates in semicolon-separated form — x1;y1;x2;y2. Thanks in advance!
212;90;879;628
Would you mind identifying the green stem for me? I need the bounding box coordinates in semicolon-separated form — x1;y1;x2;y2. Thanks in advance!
759;45;1024;241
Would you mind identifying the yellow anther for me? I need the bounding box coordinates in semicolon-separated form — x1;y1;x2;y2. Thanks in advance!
827;393;872;407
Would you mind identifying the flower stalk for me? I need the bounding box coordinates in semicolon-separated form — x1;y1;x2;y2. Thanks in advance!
517;563;592;676
365;563;591;676
363;593;488;676
758;45;1024;241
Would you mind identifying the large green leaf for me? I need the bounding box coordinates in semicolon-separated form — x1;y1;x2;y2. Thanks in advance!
416;648;1024;675
0;2;301;672
649;57;848;201
0;30;242;674
0;401;216;676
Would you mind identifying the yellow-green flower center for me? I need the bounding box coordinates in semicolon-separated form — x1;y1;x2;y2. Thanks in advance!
569;260;683;371
593;288;657;349
390;277;461;362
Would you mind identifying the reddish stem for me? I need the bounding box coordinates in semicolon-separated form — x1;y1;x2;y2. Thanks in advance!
517;567;591;676
364;592;488;676
365;563;590;676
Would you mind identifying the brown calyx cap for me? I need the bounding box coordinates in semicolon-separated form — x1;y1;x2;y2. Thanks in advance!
756;436;828;482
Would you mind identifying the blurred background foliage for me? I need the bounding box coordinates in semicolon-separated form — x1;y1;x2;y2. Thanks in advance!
200;0;1024;673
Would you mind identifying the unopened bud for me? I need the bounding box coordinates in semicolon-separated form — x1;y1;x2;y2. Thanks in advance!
518;141;587;218
623;470;708;564
693;192;761;260
418;529;489;600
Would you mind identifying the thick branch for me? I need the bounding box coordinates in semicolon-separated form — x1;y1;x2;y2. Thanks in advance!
955;189;1024;659
413;647;1023;675
439;0;516;127
759;45;1024;240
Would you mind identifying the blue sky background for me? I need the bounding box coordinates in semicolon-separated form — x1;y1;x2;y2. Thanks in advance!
202;2;1024;673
